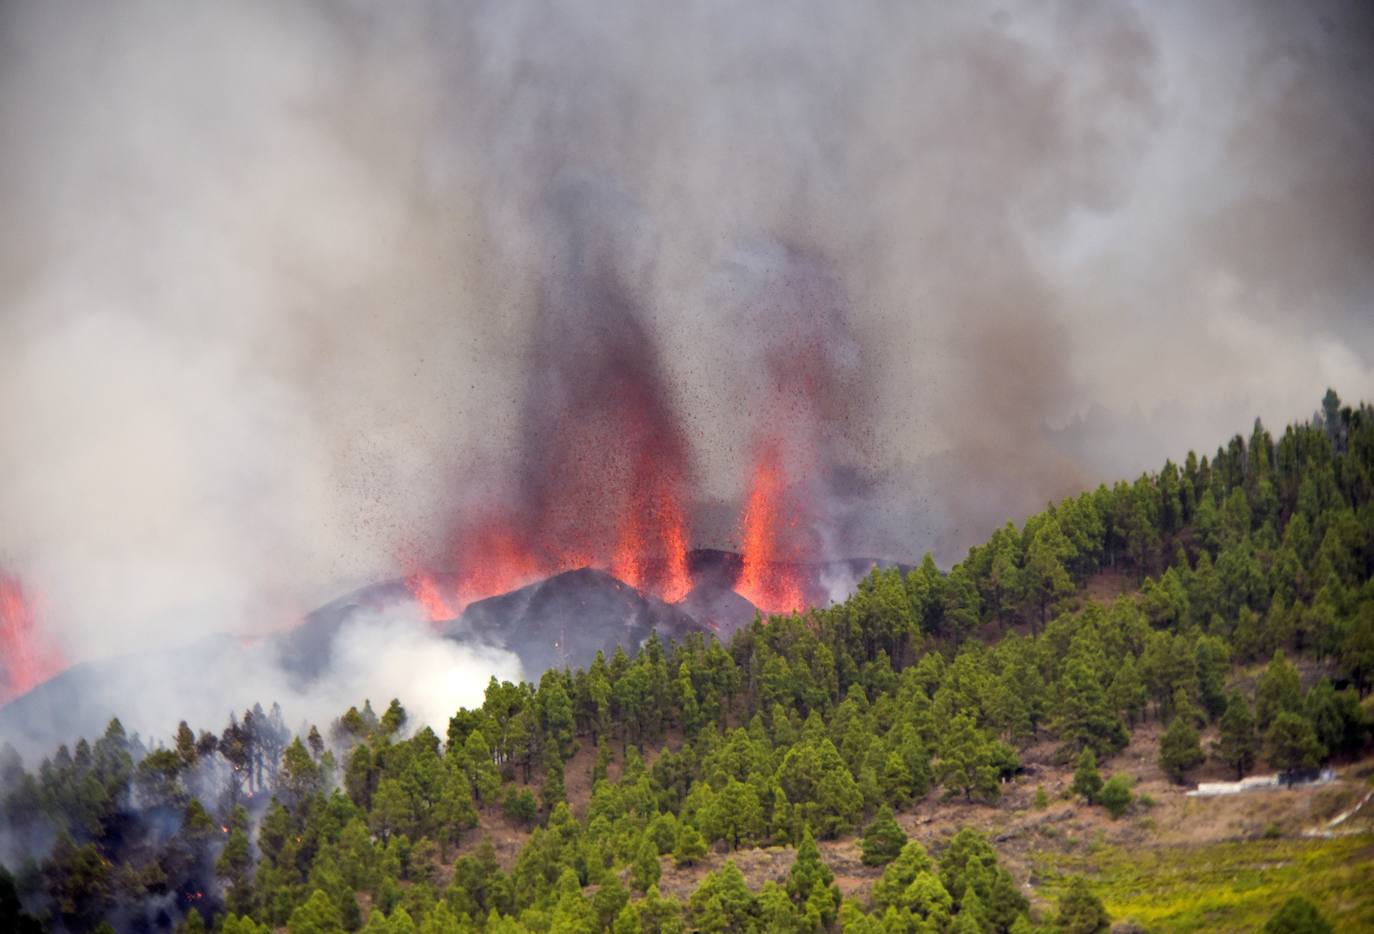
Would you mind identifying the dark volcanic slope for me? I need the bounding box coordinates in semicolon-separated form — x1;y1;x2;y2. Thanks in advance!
447;568;698;675
274;579;416;682
675;584;759;641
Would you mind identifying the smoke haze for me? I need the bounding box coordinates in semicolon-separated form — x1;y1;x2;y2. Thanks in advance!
1;1;1371;734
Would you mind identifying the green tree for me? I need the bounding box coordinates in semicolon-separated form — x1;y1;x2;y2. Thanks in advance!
1055;877;1110;933
537;671;577;760
542;758;566;813
1159;716;1204;783
860;805;906;866
903;872;954;929
1108;656;1148;728
1070;748;1102;804
590;876;630;932
717;777;764;849
936;713;1001;802
502;787;538;827
217;806;255;916
673;823;708;867
288;889;344;934
785;829;840;928
688;861;758;933
1055;655;1130;758
775;736;863;837
381;699;408;736
1212;692;1258;779
631;836;662;893
872;840;935;911
1098;775;1132;819
462;730;501;806
1023;517;1076;630
1304;679;1368;759
1193;635;1231;720
280;737;324;806
1256;650;1303;732
1263;896;1334;934
1338;602;1374;695
370;778;412;843
1265;711;1324;776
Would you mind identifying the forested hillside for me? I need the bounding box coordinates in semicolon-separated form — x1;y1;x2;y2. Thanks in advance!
3;391;1373;933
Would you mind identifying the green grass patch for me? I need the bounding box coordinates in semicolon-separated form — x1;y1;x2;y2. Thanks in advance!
1033;833;1374;932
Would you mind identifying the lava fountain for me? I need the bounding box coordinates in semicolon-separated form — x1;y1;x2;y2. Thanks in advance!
0;572;63;703
734;438;807;614
406;185;696;619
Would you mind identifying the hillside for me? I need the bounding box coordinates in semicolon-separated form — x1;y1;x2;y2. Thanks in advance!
2;391;1373;933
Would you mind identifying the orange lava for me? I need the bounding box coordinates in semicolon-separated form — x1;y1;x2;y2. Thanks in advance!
612;456;692;603
404;571;454;621
734;439;806;615
0;572;64;703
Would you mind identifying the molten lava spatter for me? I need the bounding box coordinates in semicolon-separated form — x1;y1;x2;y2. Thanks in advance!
405;571;453;621
612;458;692;603
735;439;807;614
0;572;63;703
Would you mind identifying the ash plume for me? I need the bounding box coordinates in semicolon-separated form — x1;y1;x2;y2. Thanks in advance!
0;0;1372;739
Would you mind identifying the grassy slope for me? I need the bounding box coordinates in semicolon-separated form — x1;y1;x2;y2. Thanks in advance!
1037;834;1374;932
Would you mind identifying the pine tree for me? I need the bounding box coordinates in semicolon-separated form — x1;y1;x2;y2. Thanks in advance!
630;835;662;893
872;840;935;911
1265;711;1324;777
1212;691;1258;779
541;758;566;813
217;806;255;916
1256;650;1303;731
1023;517;1076;630
462;730;501;806
380;699;407;736
1108;656;1148;727
860;805;907;866
673;823;708;867
1159;716;1204;783
1194;635;1231;720
936;714;1001;802
1055;877;1110;933
1070;748;1102;804
785;829;839;926
287;889;343;934
1055;656;1130;758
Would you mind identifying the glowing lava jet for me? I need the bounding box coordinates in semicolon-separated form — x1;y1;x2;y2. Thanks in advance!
734;438;807;614
0;572;63;703
405;192;696;621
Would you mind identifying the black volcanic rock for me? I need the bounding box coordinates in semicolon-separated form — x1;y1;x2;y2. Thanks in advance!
674;583;760;641
445;567;698;675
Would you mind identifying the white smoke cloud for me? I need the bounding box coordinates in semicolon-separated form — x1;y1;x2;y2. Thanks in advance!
0;602;521;759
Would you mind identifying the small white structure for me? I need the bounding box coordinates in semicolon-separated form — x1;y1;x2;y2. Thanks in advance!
1187;768;1335;797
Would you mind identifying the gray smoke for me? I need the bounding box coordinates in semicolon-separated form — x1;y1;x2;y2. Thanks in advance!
0;0;1371;732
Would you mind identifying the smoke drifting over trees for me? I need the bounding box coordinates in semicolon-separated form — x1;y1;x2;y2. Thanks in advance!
0;1;1371;702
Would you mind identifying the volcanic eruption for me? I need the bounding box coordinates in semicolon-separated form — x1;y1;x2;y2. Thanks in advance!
398;218;876;640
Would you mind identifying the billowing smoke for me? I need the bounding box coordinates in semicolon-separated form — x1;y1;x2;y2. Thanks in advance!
0;1;1372;737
